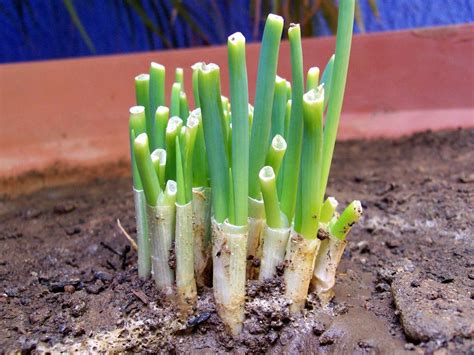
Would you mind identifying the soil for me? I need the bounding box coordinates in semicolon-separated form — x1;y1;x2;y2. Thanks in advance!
1;128;473;353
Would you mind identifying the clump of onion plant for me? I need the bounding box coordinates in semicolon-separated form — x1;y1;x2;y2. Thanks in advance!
126;0;363;336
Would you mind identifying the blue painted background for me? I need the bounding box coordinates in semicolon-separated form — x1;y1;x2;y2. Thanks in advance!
1;0;473;63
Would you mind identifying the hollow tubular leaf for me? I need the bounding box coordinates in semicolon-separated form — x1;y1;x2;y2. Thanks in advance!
190;109;209;187
135;74;152;149
183;116;199;202
134;133;161;206
149;63;166;149
170;82;181;118
330;200;363;240
228;32;249;226
320;54;335;110
175;67;184;86
191;63;201;108
165;116;183;182
320;196;339;224
265;134;287;178
129;106;147;190
279;24;304;223
179;91;190;123
175;136;186;205
151;148;166;190
320;0;355;201
259;166;282;229
306;66;320;92
248;14;284;199
270;75;288;140
154;106;169;150
294;87;324;239
198;63;230;223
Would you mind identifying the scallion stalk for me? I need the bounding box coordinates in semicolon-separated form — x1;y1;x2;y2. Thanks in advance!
279;24;304;223
170;82;181;118
212;219;247;336
165;116;183;182
259;166;282;229
129;106;147;190
133;132;162;280
330;200;363;240
174;133;197;315
192;186;212;287
133;133;161;207
135;74;153;149
320;54;335;110
191;63;201;108
154;106;169;150
175;67;184;86
248;14;284;199
190;108;209;187
265;134;287;178
270;75;288;140
319;0;355;202
283;99;291;141
306;66;320;92
154;180;177;296
312;200;362;305
320;196;338;224
284;86;324;314
258;168;289;281
149;63;166;149
179;91;189;123
150;148;166;190
129;106;150;279
294;86;324;239
228;32;249;227
198;63;229;224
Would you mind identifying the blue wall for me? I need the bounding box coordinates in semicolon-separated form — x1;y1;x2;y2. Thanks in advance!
1;0;472;63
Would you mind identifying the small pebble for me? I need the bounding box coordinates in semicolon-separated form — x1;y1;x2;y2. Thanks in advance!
64;285;75;294
312;321;325;336
375;283;391;293
410;279;421;288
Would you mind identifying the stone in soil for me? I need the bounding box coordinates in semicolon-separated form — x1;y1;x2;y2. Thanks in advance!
391;272;474;342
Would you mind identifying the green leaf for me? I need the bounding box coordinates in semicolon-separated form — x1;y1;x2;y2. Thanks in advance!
62;0;96;53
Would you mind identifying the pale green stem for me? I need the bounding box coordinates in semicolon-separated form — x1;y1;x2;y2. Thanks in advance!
330;200;363;240
165;116;183;182
320;196;338;224
170;82;181;118
228;32;250;227
179;91;189;123
134;133;161;206
279;24;304;223
135;74;152;149
248;14;284;199
259;166;282;229
306;66;320;91
198;63;230;223
321;54;335;111
270;75;288;140
149;63;166;148
265;134;287;178
320;0;355;202
294;86;324;239
154;106;169;150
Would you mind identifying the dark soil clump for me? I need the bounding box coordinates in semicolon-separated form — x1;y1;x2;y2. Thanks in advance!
1;129;473;352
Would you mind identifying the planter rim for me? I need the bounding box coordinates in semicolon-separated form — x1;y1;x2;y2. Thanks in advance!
1;24;473;196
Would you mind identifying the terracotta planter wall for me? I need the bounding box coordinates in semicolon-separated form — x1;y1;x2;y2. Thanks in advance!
1;24;473;195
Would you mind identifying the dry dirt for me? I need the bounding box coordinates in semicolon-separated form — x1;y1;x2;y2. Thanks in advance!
1;129;473;353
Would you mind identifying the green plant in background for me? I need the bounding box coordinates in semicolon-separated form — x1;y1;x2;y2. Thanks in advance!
127;0;365;337
59;0;377;54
